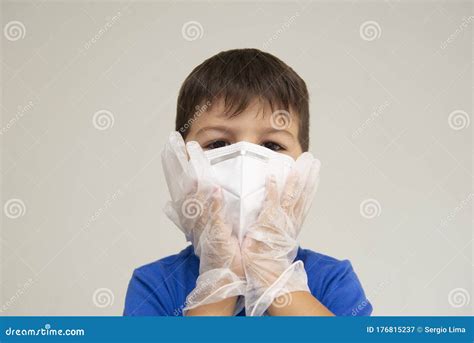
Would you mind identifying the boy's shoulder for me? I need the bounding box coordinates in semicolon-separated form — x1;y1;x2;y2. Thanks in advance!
297;246;354;272
297;247;371;316
133;245;198;278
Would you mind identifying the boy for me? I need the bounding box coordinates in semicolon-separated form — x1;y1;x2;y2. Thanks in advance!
124;48;372;316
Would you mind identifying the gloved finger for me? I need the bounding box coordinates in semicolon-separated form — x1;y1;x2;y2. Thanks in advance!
293;157;321;226
293;152;315;187
253;175;281;229
301;158;321;216
263;174;279;209
186;141;211;181
161;132;193;200
209;186;224;216
182;194;209;250
165;131;189;172
186;140;217;196
208;187;232;240
281;153;314;210
280;171;300;210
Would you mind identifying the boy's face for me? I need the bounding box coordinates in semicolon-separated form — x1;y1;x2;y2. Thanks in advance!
185;98;303;159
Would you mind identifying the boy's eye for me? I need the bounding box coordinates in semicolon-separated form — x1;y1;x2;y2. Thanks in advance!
262;141;284;151
205;140;229;150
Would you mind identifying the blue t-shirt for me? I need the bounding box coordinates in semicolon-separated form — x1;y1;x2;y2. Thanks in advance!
123;245;372;316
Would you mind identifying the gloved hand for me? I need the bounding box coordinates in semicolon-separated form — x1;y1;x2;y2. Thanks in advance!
241;152;321;316
161;132;246;314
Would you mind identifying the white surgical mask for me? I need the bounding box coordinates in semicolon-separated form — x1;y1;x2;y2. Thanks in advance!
203;141;294;243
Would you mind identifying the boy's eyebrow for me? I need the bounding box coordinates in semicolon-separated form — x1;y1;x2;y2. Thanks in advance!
194;125;297;141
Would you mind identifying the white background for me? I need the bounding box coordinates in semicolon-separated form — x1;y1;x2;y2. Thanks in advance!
1;0;472;315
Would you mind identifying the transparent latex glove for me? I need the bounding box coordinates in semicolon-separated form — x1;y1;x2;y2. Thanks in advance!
242;152;321;316
161;131;210;242
161;132;245;314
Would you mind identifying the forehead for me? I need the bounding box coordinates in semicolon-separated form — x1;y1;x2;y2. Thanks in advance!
195;97;299;132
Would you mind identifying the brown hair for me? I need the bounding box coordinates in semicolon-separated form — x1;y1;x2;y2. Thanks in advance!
175;48;310;151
